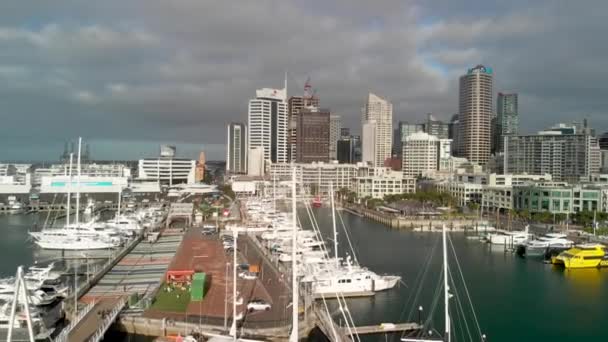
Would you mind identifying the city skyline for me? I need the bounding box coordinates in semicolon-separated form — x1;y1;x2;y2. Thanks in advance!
1;1;608;161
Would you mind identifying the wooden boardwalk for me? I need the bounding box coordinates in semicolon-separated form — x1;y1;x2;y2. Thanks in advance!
68;298;120;342
344;322;421;335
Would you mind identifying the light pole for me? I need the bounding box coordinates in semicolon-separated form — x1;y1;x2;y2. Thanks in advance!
224;262;229;332
73;263;78;318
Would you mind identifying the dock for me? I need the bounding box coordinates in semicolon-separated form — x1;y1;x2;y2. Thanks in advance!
344;322;421;335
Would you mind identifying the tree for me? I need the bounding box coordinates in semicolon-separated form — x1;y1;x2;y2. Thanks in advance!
221;184;235;199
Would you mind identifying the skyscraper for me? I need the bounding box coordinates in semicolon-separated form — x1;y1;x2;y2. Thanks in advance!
504;126;600;182
362;93;393;167
248;87;288;164
448;114;461;156
459;65;493;165
425;113;449;139
226;122;247;174
395;121;424;157
337;138;354;164
296;108;330;163
402;132;438;177
340;127;350;138
287;80;319;161
361;120;376;166
494;93;519;153
329;115;341;160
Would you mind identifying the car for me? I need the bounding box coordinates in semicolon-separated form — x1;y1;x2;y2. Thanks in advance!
202;229;215;235
203;224;217;229
247;299;271;312
238;271;257;280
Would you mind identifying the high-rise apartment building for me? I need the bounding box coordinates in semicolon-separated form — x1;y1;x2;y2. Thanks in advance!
362;93;393;167
296;108;330;163
361;120;376;166
329;115;341;160
394;122;424;157
504;127;601;182
425;114;449;139
248;87;288;164
226;122;247;174
494;93;518;153
459;65;493;165
340;127;350;138
288;94;320;161
337;138;354;164
402;132;439;177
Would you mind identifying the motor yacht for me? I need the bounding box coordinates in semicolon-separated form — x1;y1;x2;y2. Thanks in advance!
34;236;116;250
551;243;608;269
487;226;531;245
519;233;574;257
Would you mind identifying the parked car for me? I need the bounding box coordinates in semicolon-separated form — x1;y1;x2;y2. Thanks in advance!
247;299;271;312
238;271;257;280
202;229;215;235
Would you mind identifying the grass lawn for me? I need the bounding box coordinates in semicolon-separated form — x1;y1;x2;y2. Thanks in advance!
150;283;191;313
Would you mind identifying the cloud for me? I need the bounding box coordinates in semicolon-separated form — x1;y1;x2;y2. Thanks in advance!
0;0;607;161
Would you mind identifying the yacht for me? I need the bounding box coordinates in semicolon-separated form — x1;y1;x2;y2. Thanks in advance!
519;233;574;257
551;243;608;269
487;226;531;245
302;258;401;296
6;196;24;214
0;303;55;341
34;236;116;250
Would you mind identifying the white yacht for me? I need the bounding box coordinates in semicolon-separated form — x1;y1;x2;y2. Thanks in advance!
6;196;24;214
34;236;116;250
521;233;574;257
487;226;531;245
302;258;401;296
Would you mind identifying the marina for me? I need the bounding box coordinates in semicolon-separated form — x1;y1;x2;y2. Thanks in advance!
1;186;608;341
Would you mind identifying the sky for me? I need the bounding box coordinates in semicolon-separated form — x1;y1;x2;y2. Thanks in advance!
1;0;607;161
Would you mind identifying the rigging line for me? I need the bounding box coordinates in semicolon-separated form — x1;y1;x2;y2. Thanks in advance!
403;234;440;323
307;204;360;342
448;235;483;339
304;208;359;342
448;267;473;342
336;209;359;266
319;291;339;341
422;269;444;333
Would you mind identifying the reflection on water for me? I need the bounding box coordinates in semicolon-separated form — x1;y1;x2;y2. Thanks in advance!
561;267;605;296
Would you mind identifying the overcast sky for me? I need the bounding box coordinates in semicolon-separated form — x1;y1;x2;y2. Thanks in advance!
1;1;606;161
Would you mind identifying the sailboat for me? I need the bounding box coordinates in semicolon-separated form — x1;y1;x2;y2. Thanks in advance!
402;225;486;342
32;138;119;250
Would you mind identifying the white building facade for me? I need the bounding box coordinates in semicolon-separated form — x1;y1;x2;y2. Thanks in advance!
329;114;341;161
402;132;439;177
248;87;288;164
361;120;377;166
138;159;196;185
353;170;416;199
269;162;359;195
362;93;392;167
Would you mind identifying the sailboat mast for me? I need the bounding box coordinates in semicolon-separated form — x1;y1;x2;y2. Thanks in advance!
75;137;82;226
442;225;450;342
289;168;298;342
231;227;237;340
66;153;73;226
330;182;338;264
117;188;122;217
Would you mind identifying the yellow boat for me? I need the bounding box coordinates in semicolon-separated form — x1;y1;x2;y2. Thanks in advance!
551;243;607;269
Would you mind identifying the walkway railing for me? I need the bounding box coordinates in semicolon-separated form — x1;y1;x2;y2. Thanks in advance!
88;297;127;342
53;301;96;342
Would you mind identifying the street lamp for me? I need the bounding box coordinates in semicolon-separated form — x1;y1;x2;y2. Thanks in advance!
224;262;229;332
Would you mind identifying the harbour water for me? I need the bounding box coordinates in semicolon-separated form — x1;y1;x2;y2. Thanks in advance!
3;209;608;341
306;208;608;342
0;213;39;277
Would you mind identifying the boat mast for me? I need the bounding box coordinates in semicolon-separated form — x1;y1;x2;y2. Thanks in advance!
442;225;451;342
117;187;122;217
289;167;299;342
66;153;73;226
230;227;238;340
75;137;82;227
7;266;35;342
330;182;338;265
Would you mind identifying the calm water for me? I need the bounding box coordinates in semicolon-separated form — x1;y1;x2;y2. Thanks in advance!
304;208;608;342
0;213;39;277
